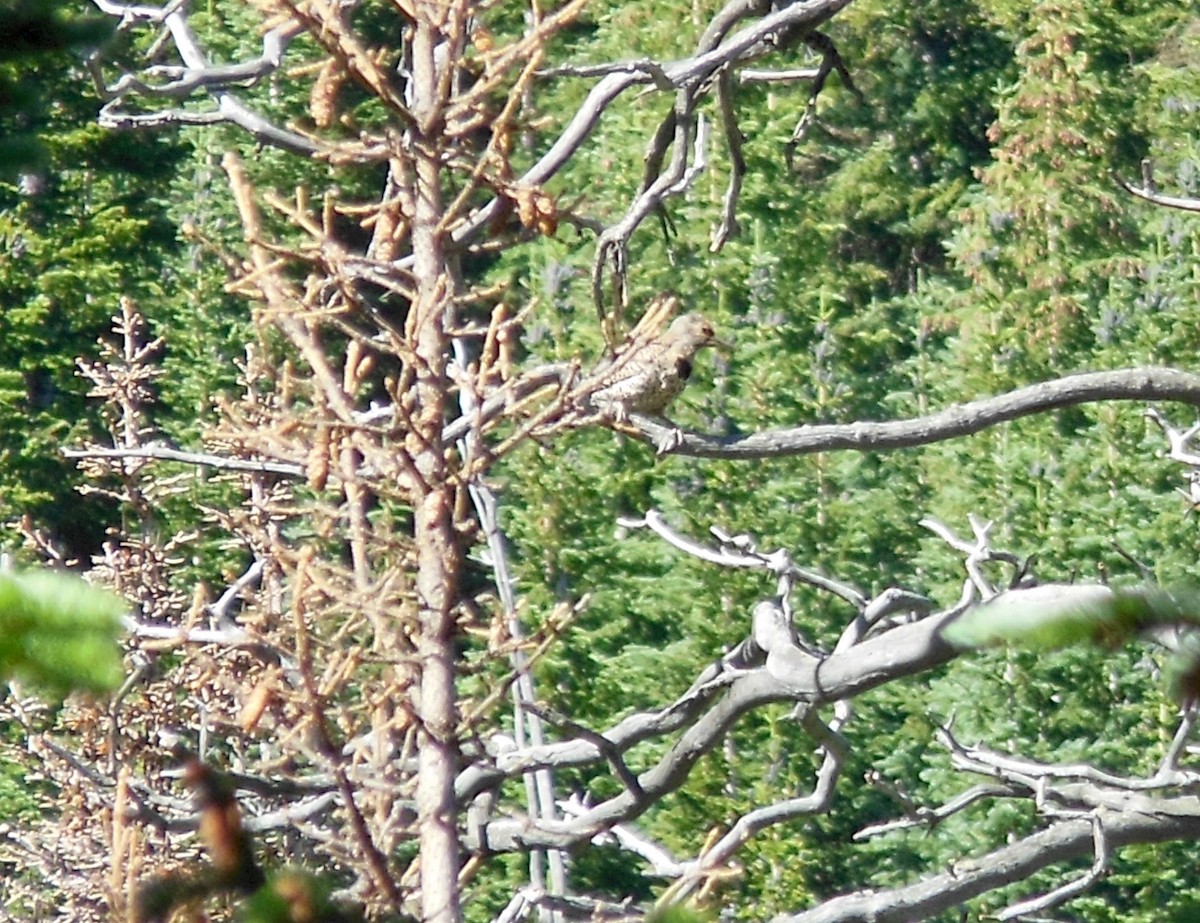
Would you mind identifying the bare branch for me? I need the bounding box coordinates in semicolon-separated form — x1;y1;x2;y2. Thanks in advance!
774;806;1200;923
1116;162;1200;213
739;67;822;83
784;31;865;170
94;23;301;98
941;728;1200;794
1145;405;1200;466
464;610;959;851
711;69;746;251
447;0;854;253
855;781;1020;840
566;800;685;877
620;511;870;609
1157;709;1197;778
63;443;305;477
996;815;1110;921
919;515;1024;598
645;367;1200;459
660;703;850;906
98;361;1196;512
89;1;320;155
591;107;707;309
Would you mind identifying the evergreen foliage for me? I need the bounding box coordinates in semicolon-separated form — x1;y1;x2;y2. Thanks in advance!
0;14;186;555
2;0;1200;921
0;568;123;696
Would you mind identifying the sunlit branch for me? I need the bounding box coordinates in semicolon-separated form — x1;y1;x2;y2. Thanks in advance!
775;807;1200;923
996;815;1110;921
1116;164;1200;213
446;0;854;253
648;367;1200;459
465;610;959;851
659;703;851;906
63;444;305;477
89;1;320;155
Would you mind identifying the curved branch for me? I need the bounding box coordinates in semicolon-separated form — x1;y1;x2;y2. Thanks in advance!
711;69;746;251
448;0;853;250
644;367;1200;460
76;368;1200;484
466;609;958;851
661;704;850;905
773;801;1200;923
91;0;321;155
1116;174;1200;213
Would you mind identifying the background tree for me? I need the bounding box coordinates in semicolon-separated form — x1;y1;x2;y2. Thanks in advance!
0;0;184;557
2;1;1200;922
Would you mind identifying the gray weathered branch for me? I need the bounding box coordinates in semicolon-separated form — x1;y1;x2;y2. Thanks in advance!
647;366;1200;459
1117;170;1200;213
90;0;319;155
773;802;1200;923
464;607;958;851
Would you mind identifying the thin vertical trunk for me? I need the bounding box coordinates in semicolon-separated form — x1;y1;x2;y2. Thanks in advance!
408;10;462;923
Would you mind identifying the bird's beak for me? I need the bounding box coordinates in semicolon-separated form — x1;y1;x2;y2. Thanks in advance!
710;334;733;353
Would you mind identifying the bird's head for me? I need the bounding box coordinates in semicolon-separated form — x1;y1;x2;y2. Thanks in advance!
666;313;730;354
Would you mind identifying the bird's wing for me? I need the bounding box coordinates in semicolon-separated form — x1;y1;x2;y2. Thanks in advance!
589;292;677;378
579;292;684;408
625;291;680;345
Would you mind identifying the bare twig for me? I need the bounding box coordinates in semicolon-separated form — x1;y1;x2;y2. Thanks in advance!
775;807;1200;923
784;31;866;170
465;610;960;852
658;702;850;906
920;515;1023;598
63;444;305;478
446;0;855;258
855;781;1020;840
996;815;1110;921
451;337;569;913
738;67;822;83
1145;405;1200;466
89;1;320;155
619;510;869;609
941;727;1200;794
711;69;746;251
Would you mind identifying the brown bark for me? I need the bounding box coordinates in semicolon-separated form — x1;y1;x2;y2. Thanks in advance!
407;8;464;923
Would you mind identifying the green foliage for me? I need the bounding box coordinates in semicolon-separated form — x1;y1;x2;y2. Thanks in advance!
942;584;1200;650
6;0;1200;919
0;42;188;556
941;583;1200;710
0;0;111;176
238;870;361;923
0;568;124;697
647;906;716;923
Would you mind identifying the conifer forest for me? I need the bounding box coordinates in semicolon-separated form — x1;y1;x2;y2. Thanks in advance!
3;0;1200;921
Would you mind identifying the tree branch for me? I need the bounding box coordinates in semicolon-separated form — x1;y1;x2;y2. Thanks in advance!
465;608;958;851
1116;171;1200;213
90;0;321;155
445;0;854;254
773;803;1200;923
645;367;1200;459
63;443;305;477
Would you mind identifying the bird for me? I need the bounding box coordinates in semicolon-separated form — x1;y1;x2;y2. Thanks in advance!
580;294;727;441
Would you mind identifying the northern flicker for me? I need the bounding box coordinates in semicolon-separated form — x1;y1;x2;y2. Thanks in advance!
582;294;726;424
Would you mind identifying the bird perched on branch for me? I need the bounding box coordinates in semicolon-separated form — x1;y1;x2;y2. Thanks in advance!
580;293;727;447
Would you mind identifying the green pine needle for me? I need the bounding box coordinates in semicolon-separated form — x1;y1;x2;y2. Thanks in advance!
943;584;1200;652
0;569;125;697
